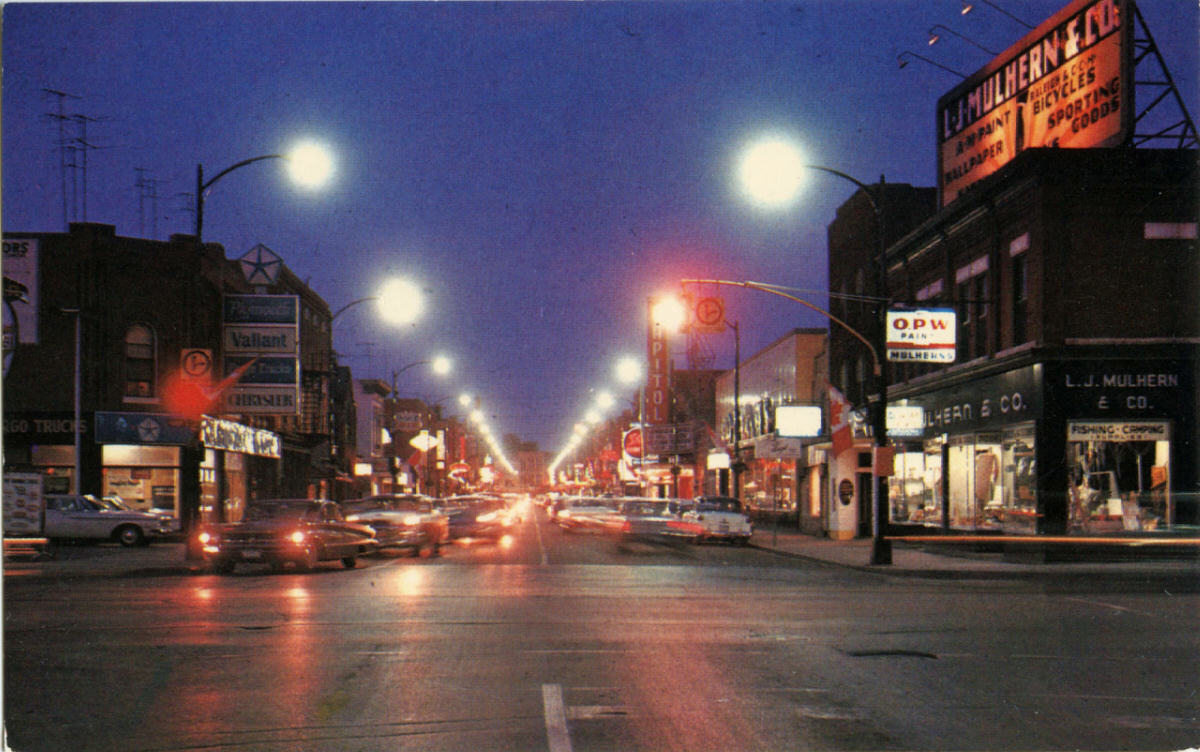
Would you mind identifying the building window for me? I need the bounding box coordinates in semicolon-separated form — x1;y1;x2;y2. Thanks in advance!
1012;254;1029;345
1144;222;1197;239
123;324;156;398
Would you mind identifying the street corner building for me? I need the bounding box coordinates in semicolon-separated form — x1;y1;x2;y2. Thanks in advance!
1;224;355;534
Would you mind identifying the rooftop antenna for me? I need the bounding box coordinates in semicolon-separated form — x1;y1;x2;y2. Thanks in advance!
43;88;80;230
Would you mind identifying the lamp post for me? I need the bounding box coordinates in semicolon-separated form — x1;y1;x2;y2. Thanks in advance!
389;356;452;495
737;139;893;565
194;142;332;242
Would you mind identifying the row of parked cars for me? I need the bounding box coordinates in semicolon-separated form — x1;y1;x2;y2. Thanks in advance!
197;493;523;574
547;495;753;545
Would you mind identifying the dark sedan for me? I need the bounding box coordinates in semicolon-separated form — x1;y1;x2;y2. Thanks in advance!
434;495;511;541
197;499;377;574
342;494;449;557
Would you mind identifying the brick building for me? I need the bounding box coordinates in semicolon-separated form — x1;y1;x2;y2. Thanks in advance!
2;223;353;533
827;148;1198;539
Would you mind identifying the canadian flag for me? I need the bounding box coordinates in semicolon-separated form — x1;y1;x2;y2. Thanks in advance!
827;384;854;458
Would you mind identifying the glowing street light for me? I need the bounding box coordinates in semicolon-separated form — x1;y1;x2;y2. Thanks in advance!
194;140;334;241
651;295;688;332
615;356;642;384
376;278;424;326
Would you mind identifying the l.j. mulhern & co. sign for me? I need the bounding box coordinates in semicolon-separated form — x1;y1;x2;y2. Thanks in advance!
937;0;1131;207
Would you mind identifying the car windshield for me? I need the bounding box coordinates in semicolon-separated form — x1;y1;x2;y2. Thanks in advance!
393;498;433;512
622;501;670;517
342;498;392;515
245;501;319;521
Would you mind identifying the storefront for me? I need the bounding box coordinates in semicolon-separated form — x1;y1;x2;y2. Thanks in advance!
198;417;282;524
3;411;98;495
889;355;1197;536
738;435;803;524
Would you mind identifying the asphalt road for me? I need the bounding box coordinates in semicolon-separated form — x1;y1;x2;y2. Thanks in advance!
4;508;1198;751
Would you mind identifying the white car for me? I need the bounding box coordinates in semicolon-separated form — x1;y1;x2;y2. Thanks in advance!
554;497;622;533
685;496;753;544
44;494;174;546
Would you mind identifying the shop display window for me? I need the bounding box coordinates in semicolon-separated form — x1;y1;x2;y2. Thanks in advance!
1000;425;1037;533
100;444;182;522
1067;421;1173;534
888;440;944;526
947;433;1004;530
30;445;76;493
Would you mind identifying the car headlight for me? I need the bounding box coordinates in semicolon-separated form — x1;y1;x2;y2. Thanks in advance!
198;531;216;545
477;511;499;523
403;514;422;526
289;530;306;544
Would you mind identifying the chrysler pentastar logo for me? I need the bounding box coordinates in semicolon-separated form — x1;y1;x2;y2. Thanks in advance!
238;244;283;285
137;418;162;442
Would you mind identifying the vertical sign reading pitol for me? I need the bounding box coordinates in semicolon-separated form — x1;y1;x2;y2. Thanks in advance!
646;302;670;425
937;0;1130;207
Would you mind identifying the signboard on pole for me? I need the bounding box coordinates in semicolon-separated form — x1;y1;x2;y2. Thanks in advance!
887;309;957;363
222;294;300;415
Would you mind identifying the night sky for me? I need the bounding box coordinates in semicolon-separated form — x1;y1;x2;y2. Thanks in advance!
3;1;1196;453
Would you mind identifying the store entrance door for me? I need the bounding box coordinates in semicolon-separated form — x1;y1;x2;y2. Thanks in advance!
857;472;873;538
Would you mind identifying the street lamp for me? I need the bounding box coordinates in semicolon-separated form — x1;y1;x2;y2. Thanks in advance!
897;51;968;79
194;140;333;242
927;24;999;55
737;137;893;565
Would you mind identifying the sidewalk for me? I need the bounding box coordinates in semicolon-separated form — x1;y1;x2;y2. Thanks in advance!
751;527;1200;582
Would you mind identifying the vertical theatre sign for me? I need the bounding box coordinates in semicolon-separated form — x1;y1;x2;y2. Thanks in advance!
222;294;300;415
937;0;1131;206
646;306;670;425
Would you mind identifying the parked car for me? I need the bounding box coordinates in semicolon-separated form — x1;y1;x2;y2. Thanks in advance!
614;498;702;546
555;496;622;533
44;494;174;546
342;494;448;557
197;499;377;574
435;495;512;541
685;496;753;544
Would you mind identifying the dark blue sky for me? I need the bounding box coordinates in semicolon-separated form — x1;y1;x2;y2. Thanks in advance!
3;1;1196;452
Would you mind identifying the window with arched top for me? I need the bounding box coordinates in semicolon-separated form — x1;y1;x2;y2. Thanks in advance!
124;324;156;399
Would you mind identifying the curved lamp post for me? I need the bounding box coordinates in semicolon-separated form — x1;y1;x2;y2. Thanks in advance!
194;142;332;242
737;138;893;565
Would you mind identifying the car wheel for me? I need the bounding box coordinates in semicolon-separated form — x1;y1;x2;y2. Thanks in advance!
115;525;145;547
341;555;357;569
297;546;319;572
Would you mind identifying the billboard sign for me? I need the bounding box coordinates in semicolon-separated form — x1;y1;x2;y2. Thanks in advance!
937;0;1131;206
887;309;957;362
222;295;300;416
3;238;38;344
222;294;298;324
